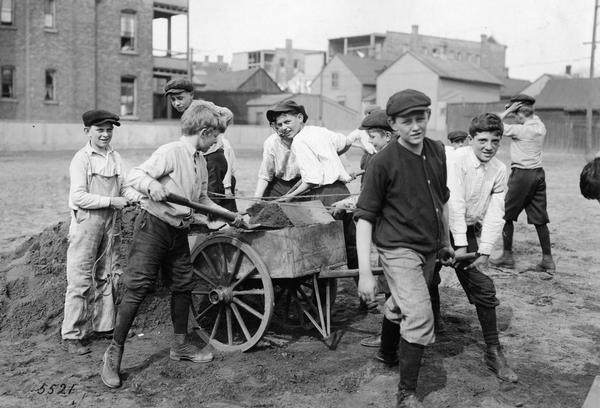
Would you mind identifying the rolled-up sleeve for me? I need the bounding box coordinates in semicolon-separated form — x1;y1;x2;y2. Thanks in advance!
447;159;468;247
126;146;174;194
257;139;275;182
69;152;111;209
354;161;386;224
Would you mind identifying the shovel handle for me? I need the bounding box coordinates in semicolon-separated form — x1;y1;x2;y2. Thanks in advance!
166;193;236;222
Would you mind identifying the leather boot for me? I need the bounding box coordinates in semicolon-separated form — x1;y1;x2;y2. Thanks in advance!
101;341;124;388
535;254;556;276
397;338;425;408
490;251;515;268
170;334;213;363
375;317;400;366
484;345;518;382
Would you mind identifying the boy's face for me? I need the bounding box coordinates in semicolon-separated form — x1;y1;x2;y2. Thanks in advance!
367;129;391;152
272;112;304;141
196;127;220;152
471;131;501;162
86;123;114;151
388;110;429;147
450;137;471;149
169;92;193;113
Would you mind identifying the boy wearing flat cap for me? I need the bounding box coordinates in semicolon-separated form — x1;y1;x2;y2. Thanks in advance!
164;78;194;114
62;110;142;355
491;94;555;277
447;130;471;149
355;89;453;408
100;101;244;389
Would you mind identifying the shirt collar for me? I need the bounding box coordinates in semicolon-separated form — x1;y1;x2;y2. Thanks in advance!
84;141;113;157
467;147;486;169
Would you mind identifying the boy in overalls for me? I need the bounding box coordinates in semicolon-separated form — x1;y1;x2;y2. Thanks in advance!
61;110;142;355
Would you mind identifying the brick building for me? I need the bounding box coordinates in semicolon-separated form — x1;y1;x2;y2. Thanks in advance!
328;25;508;80
0;0;189;122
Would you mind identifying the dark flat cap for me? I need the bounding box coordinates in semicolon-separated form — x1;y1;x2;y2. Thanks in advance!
266;100;308;123
164;78;194;95
386;89;431;117
363;104;381;116
447;130;469;142
360;109;392;131
510;93;535;105
82;109;120;127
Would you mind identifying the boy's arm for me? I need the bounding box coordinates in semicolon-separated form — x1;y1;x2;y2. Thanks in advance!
478;167;507;255
356;218;377;303
447;157;468;249
125;148;172;201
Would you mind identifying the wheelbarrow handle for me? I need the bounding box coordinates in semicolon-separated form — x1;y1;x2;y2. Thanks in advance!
166;193;236;222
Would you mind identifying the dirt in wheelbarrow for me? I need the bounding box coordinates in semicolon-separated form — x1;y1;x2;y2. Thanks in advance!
1;210;600;406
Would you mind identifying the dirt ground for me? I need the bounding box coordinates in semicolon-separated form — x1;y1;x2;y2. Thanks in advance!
0;146;599;408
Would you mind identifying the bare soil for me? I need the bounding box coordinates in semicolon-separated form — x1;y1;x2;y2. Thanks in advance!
0;148;599;408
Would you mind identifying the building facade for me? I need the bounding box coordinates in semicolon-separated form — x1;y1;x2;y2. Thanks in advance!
329;25;508;80
231;39;325;93
0;0;189;122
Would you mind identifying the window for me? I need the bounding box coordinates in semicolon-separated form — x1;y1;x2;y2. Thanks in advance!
1;0;13;25
120;76;135;116
45;69;56;101
44;0;55;28
279;58;285;68
331;72;339;89
293;59;299;69
1;66;14;98
336;96;346;106
120;10;136;51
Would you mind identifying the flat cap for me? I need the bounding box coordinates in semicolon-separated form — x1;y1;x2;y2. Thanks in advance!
363;104;381;116
82;109;120;127
386;89;431;117
447;130;469;142
510;93;535;105
164;78;194;95
266;100;308;123
359;109;392;132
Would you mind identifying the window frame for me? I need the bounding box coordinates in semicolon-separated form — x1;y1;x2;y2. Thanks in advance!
44;0;56;29
44;69;56;102
331;71;339;89
120;76;137;117
120;9;137;53
0;0;13;26
1;65;15;99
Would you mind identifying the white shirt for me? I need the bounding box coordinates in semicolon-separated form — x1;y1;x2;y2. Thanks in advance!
257;133;301;182
446;146;507;255
504;115;546;169
291;125;351;185
222;137;236;189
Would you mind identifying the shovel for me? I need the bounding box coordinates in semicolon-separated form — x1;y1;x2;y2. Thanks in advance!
166;193;267;231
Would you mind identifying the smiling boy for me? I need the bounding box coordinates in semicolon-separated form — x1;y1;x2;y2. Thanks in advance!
62;110;142;355
444;113;518;382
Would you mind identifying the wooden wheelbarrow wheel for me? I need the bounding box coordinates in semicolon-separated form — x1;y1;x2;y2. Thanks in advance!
189;235;274;352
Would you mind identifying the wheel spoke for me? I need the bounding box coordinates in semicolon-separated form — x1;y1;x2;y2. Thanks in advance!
191;290;211;295
193;265;218;288
231;267;257;290
218;243;227;276
194;302;217;322
210;305;223;340
200;251;220;281
232;289;265;296
231;303;251;341
232;297;264;320
227;247;243;284
226;306;233;345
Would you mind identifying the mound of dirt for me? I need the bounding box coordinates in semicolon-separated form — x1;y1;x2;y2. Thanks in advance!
0;206;172;340
246;201;293;228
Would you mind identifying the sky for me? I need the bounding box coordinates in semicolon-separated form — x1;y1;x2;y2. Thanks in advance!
176;0;598;81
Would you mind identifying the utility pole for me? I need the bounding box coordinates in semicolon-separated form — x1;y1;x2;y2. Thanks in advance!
586;0;599;157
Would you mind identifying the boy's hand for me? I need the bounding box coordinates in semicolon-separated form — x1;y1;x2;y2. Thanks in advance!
467;254;489;273
228;213;245;228
109;197;129;210
438;246;455;266
357;272;377;303
147;180;169;201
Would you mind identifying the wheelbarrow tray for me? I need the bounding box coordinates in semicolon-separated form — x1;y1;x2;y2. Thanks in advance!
188;220;347;279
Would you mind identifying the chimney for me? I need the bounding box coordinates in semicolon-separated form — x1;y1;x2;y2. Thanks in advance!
217;55;223;63
286;38;292;49
565;65;572;75
480;34;487;43
204;55;209;63
411;25;419;35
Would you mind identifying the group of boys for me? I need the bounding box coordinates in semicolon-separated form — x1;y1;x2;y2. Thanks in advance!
62;79;553;407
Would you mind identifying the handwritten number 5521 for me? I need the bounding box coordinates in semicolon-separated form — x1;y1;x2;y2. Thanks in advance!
36;383;76;395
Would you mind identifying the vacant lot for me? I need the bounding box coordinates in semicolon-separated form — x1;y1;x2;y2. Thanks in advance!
0;146;599;408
